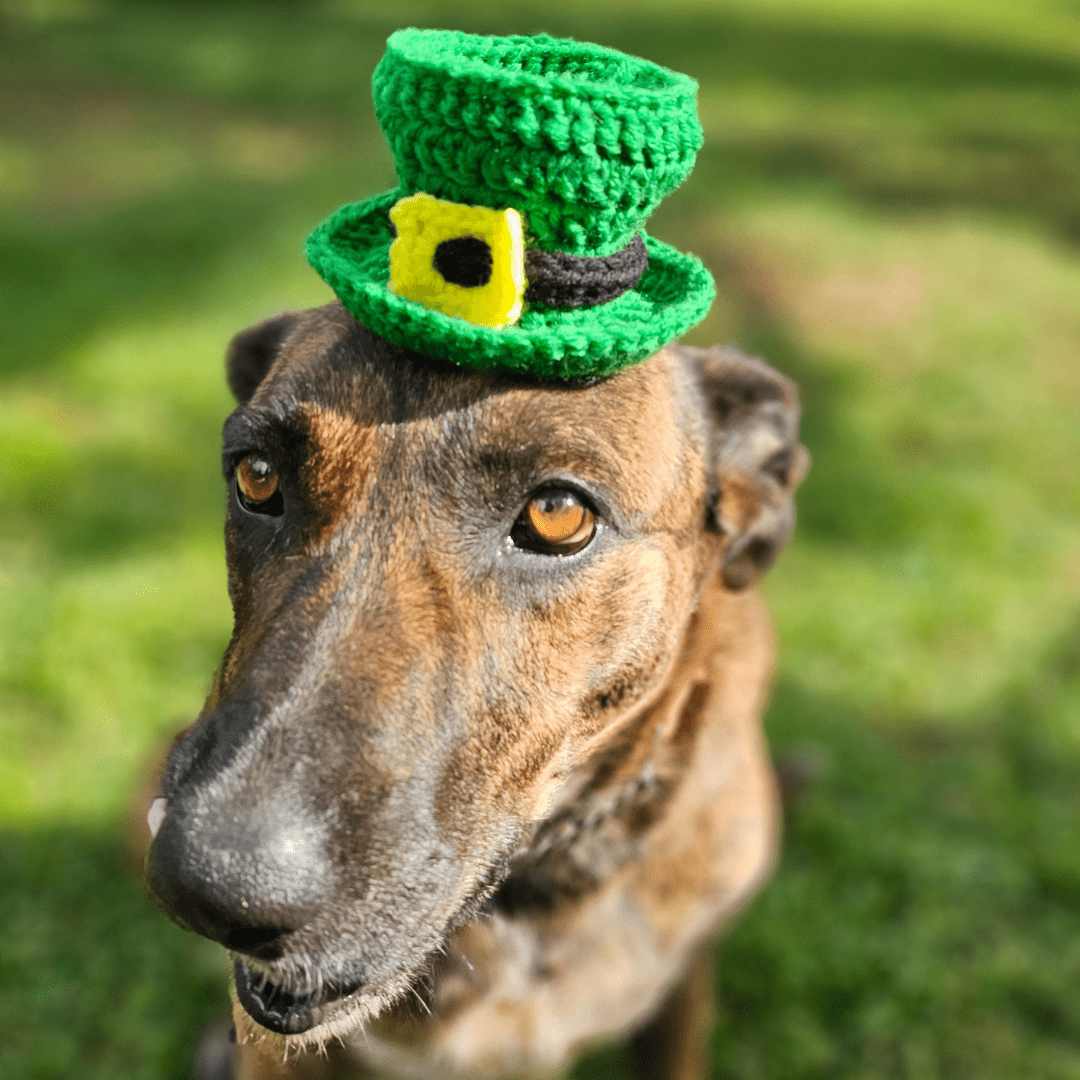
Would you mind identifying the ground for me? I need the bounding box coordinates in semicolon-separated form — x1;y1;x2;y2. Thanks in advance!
1;1;1079;1077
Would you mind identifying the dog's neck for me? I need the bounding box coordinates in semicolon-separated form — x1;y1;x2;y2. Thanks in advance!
494;570;736;913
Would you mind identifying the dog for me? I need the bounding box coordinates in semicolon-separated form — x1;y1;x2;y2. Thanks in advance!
145;301;808;1080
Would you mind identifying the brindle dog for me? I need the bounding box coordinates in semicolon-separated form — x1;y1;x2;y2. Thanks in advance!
145;302;808;1080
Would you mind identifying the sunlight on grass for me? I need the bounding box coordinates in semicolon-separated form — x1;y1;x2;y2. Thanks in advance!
735;202;1080;718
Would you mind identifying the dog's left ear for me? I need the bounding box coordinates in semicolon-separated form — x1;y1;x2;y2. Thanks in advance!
225;311;302;403
675;344;810;591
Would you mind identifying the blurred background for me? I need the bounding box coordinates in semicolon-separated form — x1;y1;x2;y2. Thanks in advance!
2;0;1079;1077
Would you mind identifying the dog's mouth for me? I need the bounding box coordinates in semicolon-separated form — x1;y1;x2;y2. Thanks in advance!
233;958;363;1035
230;859;513;1042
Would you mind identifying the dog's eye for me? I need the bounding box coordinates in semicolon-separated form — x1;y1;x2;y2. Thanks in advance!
235;455;283;515
512;489;596;555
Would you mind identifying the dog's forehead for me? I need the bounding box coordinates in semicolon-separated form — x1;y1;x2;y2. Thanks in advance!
256;311;696;501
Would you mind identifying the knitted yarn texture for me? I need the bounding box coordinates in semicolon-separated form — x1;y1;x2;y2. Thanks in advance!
306;28;716;379
309;191;713;380
373;29;703;257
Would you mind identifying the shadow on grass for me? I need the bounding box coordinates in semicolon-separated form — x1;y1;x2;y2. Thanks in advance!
0;826;227;1080
0;177;326;381
81;0;1080;95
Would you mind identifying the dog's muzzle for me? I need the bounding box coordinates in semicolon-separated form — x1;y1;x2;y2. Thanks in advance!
233;959;363;1035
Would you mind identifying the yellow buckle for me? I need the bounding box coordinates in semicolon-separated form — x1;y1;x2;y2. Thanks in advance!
388;193;525;328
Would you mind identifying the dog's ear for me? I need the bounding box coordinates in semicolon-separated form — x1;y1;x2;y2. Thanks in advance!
225;311;301;403
675;344;810;591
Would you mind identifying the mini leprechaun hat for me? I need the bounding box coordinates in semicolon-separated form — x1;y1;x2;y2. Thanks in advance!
306;28;715;381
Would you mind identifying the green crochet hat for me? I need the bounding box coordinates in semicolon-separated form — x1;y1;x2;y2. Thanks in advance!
306;28;715;380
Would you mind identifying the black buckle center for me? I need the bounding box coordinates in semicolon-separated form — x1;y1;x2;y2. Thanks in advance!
433;236;493;288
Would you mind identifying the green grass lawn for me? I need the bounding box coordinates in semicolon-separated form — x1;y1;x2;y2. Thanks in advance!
2;1;1079;1077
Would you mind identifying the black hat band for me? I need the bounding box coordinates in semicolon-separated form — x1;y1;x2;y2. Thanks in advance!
523;234;648;310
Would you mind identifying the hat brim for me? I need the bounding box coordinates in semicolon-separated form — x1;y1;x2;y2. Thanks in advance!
306;190;715;380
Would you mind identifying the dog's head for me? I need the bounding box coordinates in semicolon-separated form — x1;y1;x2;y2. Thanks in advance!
145;303;806;1046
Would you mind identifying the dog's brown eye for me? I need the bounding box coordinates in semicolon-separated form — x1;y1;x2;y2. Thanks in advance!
236;455;280;511
513;490;596;555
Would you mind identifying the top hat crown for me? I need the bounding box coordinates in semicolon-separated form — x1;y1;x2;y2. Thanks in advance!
374;28;704;256
306;28;715;380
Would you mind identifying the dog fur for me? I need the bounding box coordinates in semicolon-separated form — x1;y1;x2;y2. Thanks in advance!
145;303;807;1080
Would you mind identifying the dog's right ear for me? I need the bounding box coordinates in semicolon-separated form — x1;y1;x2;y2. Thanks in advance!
674;344;810;591
225;311;301;403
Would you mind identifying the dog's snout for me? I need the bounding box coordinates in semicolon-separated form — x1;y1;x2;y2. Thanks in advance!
147;716;336;959
147;807;322;959
159;698;257;796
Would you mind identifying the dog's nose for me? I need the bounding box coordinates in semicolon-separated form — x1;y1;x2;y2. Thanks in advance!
146;795;331;960
147;811;298;958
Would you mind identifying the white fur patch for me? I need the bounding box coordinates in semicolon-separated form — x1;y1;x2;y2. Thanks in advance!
147;797;167;840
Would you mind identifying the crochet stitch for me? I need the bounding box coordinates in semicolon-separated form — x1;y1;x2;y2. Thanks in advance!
373;29;703;256
524;235;649;309
306;28;715;380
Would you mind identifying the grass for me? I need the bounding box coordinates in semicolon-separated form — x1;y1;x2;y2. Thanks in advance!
1;1;1078;1077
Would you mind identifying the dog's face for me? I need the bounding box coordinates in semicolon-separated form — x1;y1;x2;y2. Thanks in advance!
146;303;805;1046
